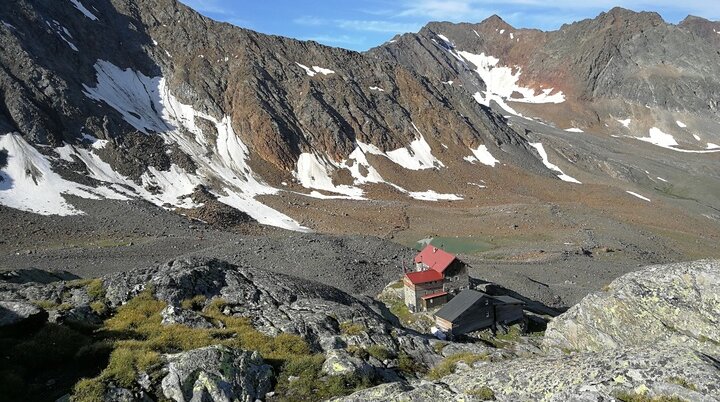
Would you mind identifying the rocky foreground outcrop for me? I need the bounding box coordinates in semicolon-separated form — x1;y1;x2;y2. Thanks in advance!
337;260;720;401
2;258;719;401
161;345;273;402
543;259;720;354
0;258;448;401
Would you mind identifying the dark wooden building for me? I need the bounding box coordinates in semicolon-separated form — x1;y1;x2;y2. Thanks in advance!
434;290;524;337
492;295;525;325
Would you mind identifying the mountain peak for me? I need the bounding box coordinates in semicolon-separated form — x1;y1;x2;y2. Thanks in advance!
479;14;514;31
599;7;665;26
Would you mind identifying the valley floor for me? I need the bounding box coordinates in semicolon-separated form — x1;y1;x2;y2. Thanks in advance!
3;180;717;308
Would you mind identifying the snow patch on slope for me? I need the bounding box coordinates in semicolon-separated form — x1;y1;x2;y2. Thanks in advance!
342;145;385;185
408;190;462;201
56;144;197;208
0;134;127;216
626;191;650;202
77;60;307;231
46;20;78;51
637;127;678;148
294;153;365;199
529;143;581;184
295;63;335;77
382;124;444;170
617;118;631;128
83;61;169;134
456;48;564;116
69;0;98;21
464;145;499;167
635;127;720;153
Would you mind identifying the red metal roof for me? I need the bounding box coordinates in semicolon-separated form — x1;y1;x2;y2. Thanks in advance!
421;291;448;300
414;245;456;274
405;269;443;285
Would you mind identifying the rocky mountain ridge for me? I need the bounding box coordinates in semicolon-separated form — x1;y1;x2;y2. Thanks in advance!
373;8;720;125
1;0;553;230
3;0;719;234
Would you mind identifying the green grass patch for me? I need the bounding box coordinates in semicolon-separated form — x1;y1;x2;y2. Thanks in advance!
339;321;366;336
89;301;108;316
366;345;393;361
388;281;404;289
615;391;687;402
85;279;105;301
32;299;60;310
71;291;367;401
274;354;373;401
476;325;523;348
427;352;489;380
495;325;522;342
416;237;494;255
379;294;433;328
467;385;496;400
180;295;207;311
433;342;448;354
397;352;425;376
668;377;697;391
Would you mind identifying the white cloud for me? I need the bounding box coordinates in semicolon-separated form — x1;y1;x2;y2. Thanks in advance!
303;34;368;46
398;0;492;21
294;16;421;33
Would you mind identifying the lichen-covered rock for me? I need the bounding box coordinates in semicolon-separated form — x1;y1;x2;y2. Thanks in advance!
322;349;373;378
161;345;273;402
332;381;460;402
103;258;443;368
160;305;215;329
0;300;46;327
62;304;103;327
338;346;720;401
339;260;720;401
103;386;152;402
543;259;720;354
448;345;720;401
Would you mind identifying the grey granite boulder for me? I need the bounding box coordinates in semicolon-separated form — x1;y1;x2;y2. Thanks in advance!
161;345;273;402
543;259;720;355
322;349;374;378
0;300;46;327
336;260;720;401
160;305;215;329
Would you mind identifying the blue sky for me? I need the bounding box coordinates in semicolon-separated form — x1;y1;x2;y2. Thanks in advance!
180;0;720;51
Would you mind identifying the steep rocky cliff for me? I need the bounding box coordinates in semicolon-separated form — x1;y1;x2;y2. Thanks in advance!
1;1;720;234
373;8;720;119
0;0;552;229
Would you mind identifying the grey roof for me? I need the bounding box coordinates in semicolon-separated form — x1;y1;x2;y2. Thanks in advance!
491;295;524;305
435;289;487;322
